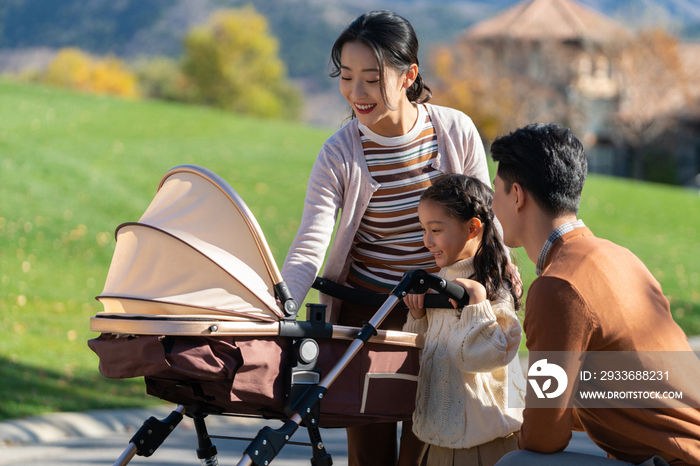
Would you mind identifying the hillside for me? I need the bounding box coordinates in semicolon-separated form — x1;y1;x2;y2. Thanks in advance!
0;80;698;419
586;0;700;32
1;0;698;84
0;0;491;83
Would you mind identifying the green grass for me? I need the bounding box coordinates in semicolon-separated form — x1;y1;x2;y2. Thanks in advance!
0;80;331;419
1;80;699;419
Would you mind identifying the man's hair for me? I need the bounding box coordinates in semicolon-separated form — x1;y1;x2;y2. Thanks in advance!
490;123;588;216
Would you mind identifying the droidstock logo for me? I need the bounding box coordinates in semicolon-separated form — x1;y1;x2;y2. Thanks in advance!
528;359;568;399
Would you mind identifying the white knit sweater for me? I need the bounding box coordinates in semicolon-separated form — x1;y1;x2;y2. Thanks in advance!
403;258;526;449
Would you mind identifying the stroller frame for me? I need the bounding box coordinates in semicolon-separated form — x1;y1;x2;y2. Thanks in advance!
111;269;467;466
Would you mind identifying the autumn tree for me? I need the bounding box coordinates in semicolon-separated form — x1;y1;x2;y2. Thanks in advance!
613;29;696;181
429;45;516;141
44;48;139;98
181;7;302;119
428;41;571;142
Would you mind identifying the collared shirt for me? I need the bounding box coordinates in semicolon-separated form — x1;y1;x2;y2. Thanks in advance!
536;219;586;275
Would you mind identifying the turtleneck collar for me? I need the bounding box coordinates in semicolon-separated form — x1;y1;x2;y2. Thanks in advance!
438;257;475;282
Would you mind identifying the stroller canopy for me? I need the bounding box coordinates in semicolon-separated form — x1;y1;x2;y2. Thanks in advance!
97;165;285;323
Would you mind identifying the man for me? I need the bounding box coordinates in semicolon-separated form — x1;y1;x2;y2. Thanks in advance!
490;123;700;466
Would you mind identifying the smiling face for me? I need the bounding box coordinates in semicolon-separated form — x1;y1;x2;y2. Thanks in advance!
418;199;480;268
338;41;414;137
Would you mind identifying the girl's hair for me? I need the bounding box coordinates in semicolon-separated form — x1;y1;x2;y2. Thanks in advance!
329;10;432;108
421;174;522;309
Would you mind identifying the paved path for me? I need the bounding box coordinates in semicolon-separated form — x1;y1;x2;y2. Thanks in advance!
0;413;349;465
0;405;605;465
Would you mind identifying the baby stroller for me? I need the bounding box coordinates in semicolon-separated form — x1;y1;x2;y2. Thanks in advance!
88;165;467;466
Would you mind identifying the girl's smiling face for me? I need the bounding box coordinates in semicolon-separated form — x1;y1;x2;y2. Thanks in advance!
418;199;481;268
339;41;415;137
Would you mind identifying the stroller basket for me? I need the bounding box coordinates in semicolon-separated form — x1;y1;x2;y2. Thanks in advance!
88;165;422;429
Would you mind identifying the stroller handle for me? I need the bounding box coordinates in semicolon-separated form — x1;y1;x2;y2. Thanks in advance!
312;274;461;309
394;270;470;308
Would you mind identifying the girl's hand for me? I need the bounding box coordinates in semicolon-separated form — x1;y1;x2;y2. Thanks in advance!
449;278;487;308
403;292;426;319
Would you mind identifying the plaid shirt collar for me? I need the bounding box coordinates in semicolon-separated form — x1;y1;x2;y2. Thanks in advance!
536;219;586;275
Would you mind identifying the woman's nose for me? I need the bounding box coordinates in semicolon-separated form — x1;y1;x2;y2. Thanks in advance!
352;81;366;99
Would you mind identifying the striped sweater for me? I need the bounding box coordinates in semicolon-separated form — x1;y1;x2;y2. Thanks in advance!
347;104;441;292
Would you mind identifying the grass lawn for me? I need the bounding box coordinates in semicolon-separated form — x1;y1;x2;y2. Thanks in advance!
1;80;699;419
0;80;330;419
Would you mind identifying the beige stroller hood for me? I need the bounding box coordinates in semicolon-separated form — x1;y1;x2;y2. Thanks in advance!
95;165;285;325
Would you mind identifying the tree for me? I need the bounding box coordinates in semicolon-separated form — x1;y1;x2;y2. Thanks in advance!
131;56;193;102
44;48;139;98
181;7;301;119
428;40;573;142
44;48;92;90
429;44;515;141
613;29;696;180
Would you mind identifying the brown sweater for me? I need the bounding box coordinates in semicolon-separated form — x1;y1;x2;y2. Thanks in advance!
519;227;700;465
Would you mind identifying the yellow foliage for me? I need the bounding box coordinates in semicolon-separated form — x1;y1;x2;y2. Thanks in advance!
428;44;521;141
45;48;92;89
44;48;139;99
182;6;301;118
90;57;139;98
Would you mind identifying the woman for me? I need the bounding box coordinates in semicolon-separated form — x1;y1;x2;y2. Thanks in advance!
282;10;492;466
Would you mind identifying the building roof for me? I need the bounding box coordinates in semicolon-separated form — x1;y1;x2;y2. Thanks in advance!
465;0;630;43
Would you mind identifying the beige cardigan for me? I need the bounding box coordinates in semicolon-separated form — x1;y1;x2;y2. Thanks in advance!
403;258;525;449
281;104;490;322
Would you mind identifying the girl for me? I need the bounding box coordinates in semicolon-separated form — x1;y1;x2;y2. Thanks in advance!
403;174;526;466
282;10;493;466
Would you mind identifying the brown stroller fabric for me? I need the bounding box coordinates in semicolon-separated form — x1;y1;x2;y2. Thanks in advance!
88;333;419;427
89;165;420;428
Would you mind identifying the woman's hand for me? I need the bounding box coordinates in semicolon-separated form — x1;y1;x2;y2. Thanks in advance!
449;278;487;308
403;292;426;319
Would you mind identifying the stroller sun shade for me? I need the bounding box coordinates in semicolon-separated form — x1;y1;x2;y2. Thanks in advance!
95;165;284;324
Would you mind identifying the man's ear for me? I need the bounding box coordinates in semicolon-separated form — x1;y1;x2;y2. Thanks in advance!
512;182;527;212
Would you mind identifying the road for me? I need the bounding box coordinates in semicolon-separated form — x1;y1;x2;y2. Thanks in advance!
0;414;348;466
0;409;605;466
1;434;340;465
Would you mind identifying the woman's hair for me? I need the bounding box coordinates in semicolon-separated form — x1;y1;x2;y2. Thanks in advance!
329;10;431;108
421;174;522;309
